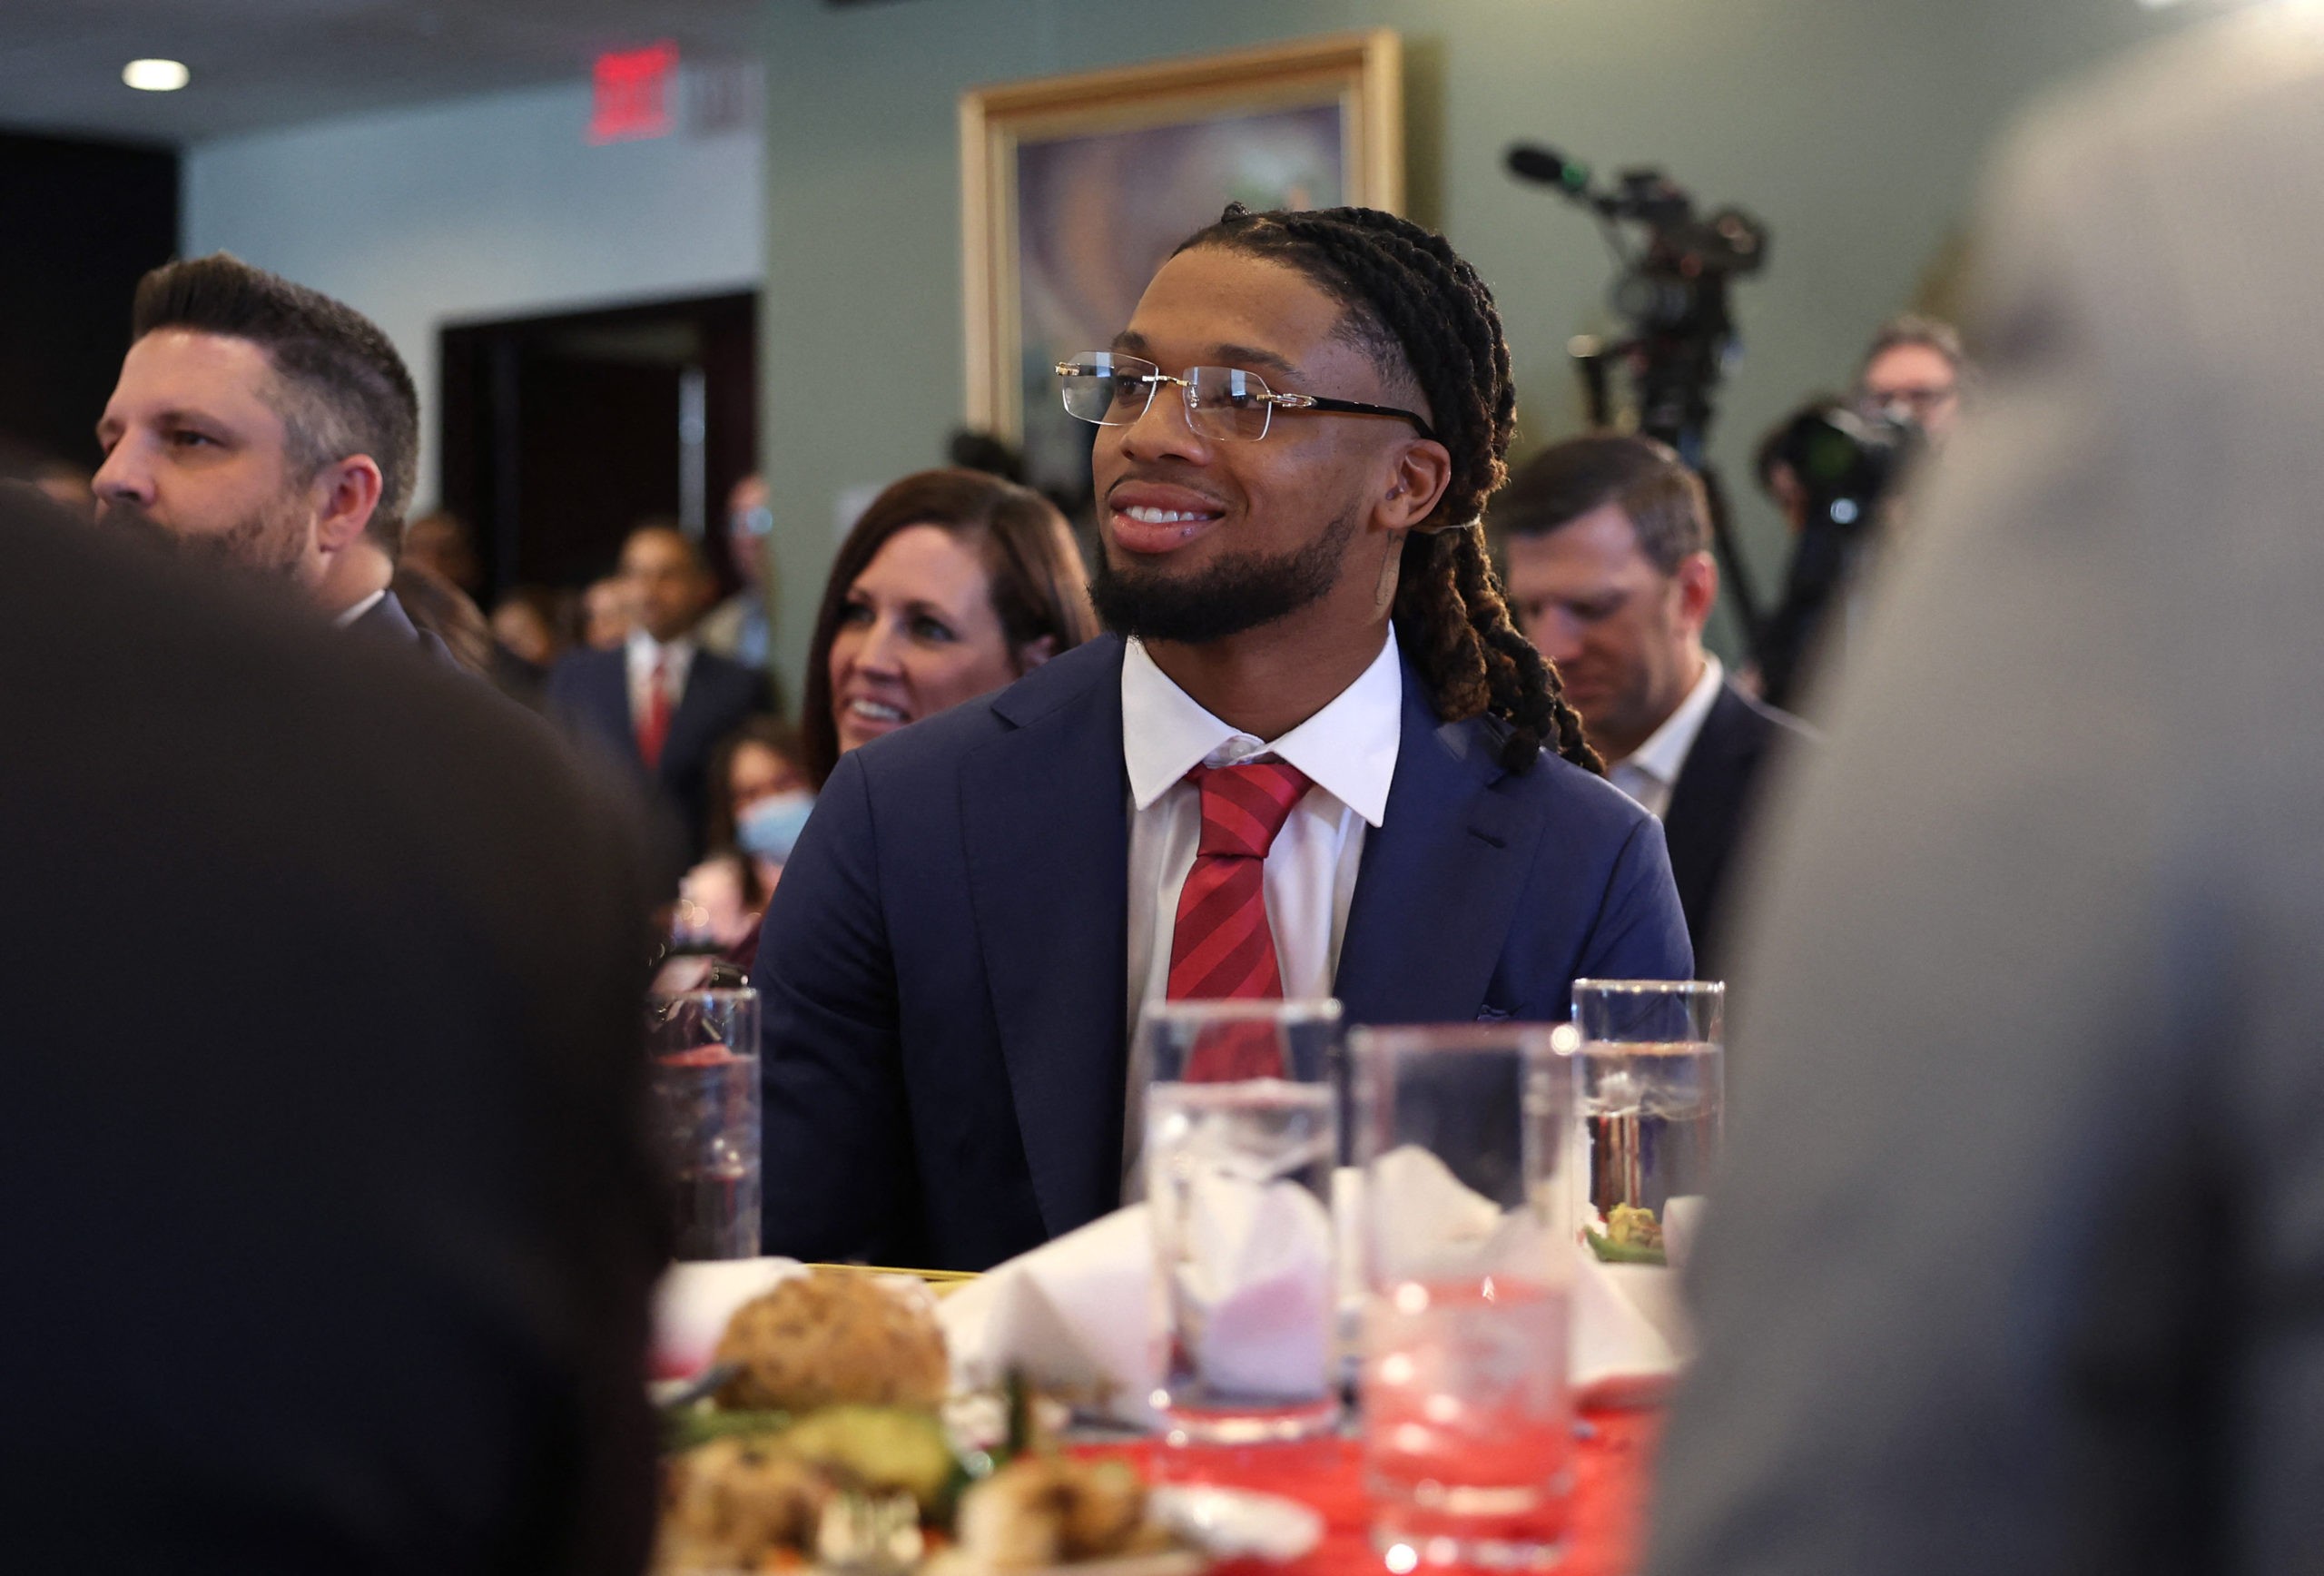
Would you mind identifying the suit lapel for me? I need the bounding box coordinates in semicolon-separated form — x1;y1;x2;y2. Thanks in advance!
959;641;1131;1238
1334;668;1537;1024
1659;685;1750;913
660;654;733;785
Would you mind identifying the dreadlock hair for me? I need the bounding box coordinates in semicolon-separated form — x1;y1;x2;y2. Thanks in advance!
1172;204;1600;775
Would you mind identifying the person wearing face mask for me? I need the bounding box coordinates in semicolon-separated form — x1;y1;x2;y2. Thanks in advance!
677;719;817;963
795;468;1098;789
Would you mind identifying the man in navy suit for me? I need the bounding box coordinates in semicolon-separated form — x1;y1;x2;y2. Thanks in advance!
93;254;455;665
547;523;770;859
753;206;1689;1271
1498;434;1811;979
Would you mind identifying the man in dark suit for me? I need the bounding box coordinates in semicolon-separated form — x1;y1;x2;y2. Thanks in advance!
1649;15;2324;1573
547;523;770;859
0;488;664;1572
92;253;450;665
1497;433;1810;978
753;205;1690;1271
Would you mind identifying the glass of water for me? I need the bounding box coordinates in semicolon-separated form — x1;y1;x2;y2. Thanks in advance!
1143;998;1343;1445
1571;979;1724;1266
646;987;762;1261
1351;1024;1577;1571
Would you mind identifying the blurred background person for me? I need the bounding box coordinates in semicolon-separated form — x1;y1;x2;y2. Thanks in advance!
797;467;1097;789
488;583;574;707
1496;433;1808;977
582;573;633;651
0;483;664;1575
399;507;484;598
91;253;448;663
1856;312;1969;443
389;559;494;675
697;473;774;672
548;521;771;858
675;717;814;964
1649;13;2324;1575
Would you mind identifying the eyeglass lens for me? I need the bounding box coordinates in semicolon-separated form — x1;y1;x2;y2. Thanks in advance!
1058;353;1277;442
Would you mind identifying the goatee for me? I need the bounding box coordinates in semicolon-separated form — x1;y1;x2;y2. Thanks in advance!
1090;509;1354;645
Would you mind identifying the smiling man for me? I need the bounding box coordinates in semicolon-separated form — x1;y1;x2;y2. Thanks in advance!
1497;434;1810;976
753;205;1689;1270
93;253;447;659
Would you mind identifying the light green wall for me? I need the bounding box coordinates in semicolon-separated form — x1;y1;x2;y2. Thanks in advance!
759;0;2189;694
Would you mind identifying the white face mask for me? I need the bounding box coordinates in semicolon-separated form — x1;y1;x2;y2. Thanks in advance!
734;789;815;863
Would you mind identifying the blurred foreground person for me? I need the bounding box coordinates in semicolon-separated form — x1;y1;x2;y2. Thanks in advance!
1497;434;1808;976
548;523;770;858
93;253;448;662
1649;15;2324;1576
0;490;664;1572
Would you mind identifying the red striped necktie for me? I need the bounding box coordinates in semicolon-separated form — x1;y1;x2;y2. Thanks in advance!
1167;760;1314;1001
636;655;672;770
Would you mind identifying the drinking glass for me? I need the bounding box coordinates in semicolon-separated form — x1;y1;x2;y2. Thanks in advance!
1143;998;1343;1445
1352;1024;1576;1571
1571;980;1725;1266
646;987;762;1261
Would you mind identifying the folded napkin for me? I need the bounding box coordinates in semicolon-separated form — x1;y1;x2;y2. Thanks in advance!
940;1207;1163;1425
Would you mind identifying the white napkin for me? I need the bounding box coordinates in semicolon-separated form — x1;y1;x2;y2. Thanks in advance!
650;1256;805;1379
1172;1170;1334;1398
939;1207;1163;1424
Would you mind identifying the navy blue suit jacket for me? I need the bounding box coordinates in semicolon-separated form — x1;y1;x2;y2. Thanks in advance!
1660;681;1813;980
752;635;1690;1271
546;643;767;858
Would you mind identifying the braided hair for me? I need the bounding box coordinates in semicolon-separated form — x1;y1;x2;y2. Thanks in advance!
1174;204;1600;775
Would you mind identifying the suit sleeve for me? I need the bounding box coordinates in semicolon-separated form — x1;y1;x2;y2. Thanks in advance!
1575;811;1695;983
749;748;923;1262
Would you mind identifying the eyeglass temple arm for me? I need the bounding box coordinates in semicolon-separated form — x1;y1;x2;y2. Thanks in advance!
1284;393;1439;441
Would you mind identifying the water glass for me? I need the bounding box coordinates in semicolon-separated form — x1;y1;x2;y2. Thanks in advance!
1352;1024;1576;1571
1143;998;1343;1445
646;987;762;1261
1571;980;1725;1266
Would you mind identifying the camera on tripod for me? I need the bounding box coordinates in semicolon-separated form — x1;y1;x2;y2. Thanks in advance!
1762;402;1918;535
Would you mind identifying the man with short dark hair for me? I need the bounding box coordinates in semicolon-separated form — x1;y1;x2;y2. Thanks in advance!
548;522;769;859
92;252;446;659
1497;433;1808;975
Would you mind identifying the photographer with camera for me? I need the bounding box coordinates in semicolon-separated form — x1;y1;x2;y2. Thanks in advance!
1498;434;1810;978
1857;313;1968;442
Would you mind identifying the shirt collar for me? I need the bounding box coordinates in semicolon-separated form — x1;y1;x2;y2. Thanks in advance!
626;629;695;667
1120;626;1403;828
1617;652;1725;789
332;588;389;630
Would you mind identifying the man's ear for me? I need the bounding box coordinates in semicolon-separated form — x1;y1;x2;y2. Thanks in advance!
1373;438;1453;534
310;455;385;555
1676;549;1720;636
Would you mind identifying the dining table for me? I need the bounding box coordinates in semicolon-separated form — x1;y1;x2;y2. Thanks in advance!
1071;1405;1661;1576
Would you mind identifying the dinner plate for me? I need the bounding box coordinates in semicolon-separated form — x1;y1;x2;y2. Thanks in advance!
1149;1483;1323;1563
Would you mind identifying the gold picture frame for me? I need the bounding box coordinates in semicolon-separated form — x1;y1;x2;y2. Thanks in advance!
960;30;1403;493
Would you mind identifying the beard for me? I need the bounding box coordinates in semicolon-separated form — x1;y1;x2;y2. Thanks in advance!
1090;508;1356;645
96;494;309;584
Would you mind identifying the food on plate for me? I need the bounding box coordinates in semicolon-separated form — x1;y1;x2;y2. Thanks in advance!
930;1456;1177;1574
659;1435;832;1571
1586;1201;1669;1265
714;1266;950;1412
779;1404;959;1513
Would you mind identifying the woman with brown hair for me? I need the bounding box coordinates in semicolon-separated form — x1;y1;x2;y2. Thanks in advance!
799;467;1097;786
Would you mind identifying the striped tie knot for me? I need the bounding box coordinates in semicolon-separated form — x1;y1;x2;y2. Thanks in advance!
1188;760;1312;862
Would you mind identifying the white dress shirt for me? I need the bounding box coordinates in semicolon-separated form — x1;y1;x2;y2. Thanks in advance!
1606;654;1724;820
1118;627;1403;1193
625;630;696;730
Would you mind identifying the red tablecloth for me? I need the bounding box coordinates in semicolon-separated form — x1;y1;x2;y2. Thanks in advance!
1074;1407;1659;1575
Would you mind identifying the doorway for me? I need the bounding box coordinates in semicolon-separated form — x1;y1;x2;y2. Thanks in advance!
438;291;757;604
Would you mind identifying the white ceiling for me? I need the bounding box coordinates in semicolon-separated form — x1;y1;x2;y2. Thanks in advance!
0;0;778;146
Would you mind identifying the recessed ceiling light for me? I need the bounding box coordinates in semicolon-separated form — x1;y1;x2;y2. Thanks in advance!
123;59;191;93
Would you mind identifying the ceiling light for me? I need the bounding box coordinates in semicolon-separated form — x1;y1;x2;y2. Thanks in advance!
123;59;191;92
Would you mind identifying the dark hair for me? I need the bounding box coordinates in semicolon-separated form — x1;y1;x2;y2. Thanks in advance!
799;468;1098;787
1492;434;1709;576
1174;204;1598;774
706;716;805;905
1860;313;1966;379
390;564;493;674
621;518;712;578
132;253;419;556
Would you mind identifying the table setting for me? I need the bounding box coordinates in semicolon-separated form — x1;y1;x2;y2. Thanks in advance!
645;980;1722;1574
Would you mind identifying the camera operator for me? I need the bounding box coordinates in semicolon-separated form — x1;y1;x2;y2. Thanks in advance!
1497;434;1810;978
1856;313;1969;441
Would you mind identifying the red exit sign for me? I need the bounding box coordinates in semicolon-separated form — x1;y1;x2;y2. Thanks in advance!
591;41;678;143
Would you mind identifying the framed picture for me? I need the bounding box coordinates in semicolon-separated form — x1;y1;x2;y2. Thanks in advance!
960;31;1403;497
